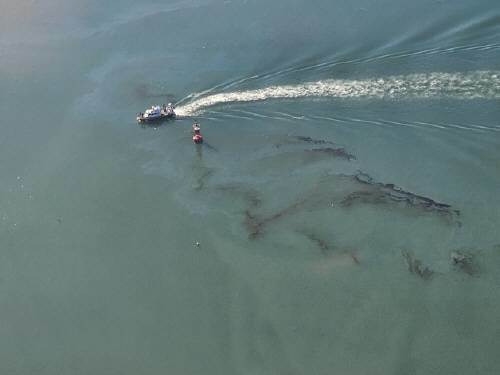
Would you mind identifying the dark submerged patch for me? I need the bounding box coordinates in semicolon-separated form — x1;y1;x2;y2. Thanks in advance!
340;172;460;220
402;250;434;280
451;250;479;276
293;136;335;145
193;169;214;191
273;135;335;148
305;147;356;161
302;232;330;254
245;199;307;239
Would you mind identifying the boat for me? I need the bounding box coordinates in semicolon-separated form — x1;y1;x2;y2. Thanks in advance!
137;103;175;123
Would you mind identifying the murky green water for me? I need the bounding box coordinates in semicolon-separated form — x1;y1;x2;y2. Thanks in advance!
1;0;500;373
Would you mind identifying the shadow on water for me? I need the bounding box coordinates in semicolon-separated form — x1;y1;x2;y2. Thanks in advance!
202;141;218;152
138;118;176;129
195;143;203;160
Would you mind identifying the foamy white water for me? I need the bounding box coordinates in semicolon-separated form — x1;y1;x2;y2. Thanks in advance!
176;71;500;116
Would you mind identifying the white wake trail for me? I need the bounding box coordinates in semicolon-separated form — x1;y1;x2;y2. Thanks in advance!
175;71;500;116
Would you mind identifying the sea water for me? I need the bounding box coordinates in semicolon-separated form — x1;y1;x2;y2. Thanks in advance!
1;0;500;373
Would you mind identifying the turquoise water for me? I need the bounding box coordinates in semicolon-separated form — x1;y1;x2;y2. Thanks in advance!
1;0;500;373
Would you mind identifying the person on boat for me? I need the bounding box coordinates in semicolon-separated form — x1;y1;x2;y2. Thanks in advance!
165;102;174;115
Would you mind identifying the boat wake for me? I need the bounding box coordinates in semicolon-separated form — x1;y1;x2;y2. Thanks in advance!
175;71;500;116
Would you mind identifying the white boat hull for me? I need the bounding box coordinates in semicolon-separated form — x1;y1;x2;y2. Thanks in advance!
137;111;176;123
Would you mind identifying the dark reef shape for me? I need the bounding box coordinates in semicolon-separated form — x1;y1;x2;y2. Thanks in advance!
340;171;460;220
305;147;356;161
293;136;335;146
273;135;335;148
301;232;361;264
212;184;263;237
263;136;356;166
193;168;214;191
451;250;479;276
244;210;264;239
215;185;262;209
245;199;307;239
302;232;330;254
402;250;434;280
238;171;459;240
266;147;356;165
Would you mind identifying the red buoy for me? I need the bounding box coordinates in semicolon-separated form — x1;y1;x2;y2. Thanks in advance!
193;133;203;144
